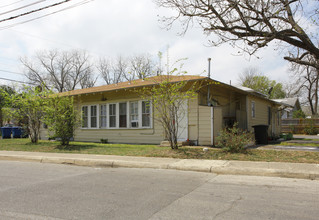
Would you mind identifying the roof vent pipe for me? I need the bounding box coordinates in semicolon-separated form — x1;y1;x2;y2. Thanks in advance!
208;58;211;79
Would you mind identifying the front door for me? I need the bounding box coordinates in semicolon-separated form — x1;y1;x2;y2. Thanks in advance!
177;100;188;141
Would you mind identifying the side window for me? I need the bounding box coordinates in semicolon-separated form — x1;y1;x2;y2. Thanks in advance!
251;101;255;118
82;106;88;128
119;102;127;128
142;101;151;127
109;104;116;128
100;104;107;128
130;101;139;128
90;105;97;128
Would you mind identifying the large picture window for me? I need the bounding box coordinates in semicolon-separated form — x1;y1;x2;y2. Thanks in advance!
130;101;139;128
90;105;97;128
82;100;152;129
142;101;151;127
119;102;127;128
109;104;116;128
82;106;88;128
100;104;107;128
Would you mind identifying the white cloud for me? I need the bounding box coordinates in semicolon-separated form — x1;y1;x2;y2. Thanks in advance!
0;0;291;86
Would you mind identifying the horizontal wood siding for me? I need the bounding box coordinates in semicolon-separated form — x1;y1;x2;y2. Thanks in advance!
75;125;163;144
188;96;198;141
198;105;211;145
75;93;164;144
213;107;223;143
248;96;281;136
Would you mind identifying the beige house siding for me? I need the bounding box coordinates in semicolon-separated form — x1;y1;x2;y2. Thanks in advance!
39;80;281;145
198;105;211;145
75;93;164;144
213;107;223;144
188;96;199;142
247;95;281;137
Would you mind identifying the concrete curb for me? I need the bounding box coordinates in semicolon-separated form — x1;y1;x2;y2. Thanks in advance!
0;152;319;180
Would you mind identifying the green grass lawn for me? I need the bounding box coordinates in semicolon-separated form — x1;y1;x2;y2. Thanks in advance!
0;138;319;164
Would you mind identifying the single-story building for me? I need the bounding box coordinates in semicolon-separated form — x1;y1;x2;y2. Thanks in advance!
40;75;281;145
272;97;301;119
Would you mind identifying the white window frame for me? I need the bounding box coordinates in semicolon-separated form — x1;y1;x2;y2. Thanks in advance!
108;103;117;129
251;101;256;118
81;104;99;129
81;100;152;130
100;104;107;128
130;101;139;128
141;100;152;128
90;105;98;128
82;106;89;128
119;102;128;128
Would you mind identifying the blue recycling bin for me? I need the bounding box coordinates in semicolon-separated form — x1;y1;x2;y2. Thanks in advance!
12;127;22;138
1;127;12;139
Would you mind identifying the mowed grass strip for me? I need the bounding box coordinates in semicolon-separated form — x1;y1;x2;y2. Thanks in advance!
0;139;318;163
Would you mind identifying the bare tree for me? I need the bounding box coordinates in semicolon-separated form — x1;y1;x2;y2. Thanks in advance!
290;57;319;116
238;67;262;86
129;54;156;80
21;49;96;92
156;0;319;69
98;54;157;84
114;56;129;82
97;57;124;85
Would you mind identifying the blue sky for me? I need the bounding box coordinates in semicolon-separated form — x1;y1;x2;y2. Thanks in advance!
0;0;291;88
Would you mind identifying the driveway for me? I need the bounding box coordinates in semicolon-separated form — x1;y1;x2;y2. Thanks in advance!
250;134;319;152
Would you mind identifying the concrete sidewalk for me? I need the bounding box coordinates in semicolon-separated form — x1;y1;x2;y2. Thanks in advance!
0;150;319;180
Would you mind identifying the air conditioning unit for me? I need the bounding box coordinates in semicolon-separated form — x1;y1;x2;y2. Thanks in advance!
131;121;138;128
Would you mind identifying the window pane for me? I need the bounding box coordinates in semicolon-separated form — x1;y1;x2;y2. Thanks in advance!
142;101;150;127
251;102;255;118
100;105;107;128
109;104;116;128
91;105;97;128
119;103;127;128
82;106;88;128
130;101;138;128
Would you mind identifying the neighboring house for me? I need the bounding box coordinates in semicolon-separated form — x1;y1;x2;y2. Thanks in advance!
272;97;301;119
40;75;281;145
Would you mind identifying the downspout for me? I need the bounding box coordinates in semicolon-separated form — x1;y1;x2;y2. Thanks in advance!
246;95;249;131
207;58;214;145
207;58;211;105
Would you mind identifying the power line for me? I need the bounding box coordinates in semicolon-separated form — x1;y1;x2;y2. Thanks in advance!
0;69;25;76
0;0;72;23
0;0;94;30
0;0;47;16
0;0;26;9
0;76;35;85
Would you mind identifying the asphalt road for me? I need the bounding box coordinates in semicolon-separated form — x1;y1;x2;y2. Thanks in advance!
0;161;318;220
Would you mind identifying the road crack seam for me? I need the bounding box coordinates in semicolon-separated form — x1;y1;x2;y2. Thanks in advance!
148;174;216;219
213;196;242;219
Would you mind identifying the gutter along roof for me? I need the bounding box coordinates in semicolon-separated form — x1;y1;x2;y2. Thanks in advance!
58;75;207;97
57;74;279;105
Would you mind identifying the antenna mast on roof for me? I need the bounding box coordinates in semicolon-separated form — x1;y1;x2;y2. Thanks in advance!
207;58;212;106
208;58;211;79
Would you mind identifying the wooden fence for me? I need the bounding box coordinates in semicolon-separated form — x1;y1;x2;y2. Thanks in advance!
281;119;319;133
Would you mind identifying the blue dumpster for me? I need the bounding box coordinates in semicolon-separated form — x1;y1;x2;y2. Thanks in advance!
12;127;22;138
1;127;12;139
